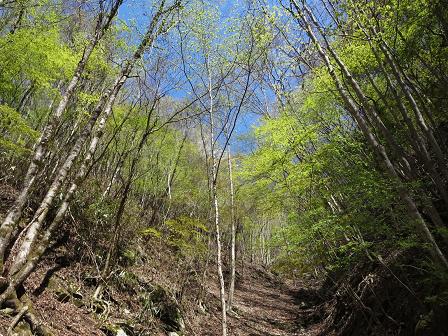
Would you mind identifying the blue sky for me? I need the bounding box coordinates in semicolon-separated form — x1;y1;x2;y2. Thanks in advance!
117;0;272;154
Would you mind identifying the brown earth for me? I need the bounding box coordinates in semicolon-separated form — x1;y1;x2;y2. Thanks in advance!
0;257;325;336
196;266;324;336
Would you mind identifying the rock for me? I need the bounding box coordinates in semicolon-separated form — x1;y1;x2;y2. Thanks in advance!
72;291;83;300
14;321;33;336
168;332;179;336
92;301;105;314
0;307;15;316
149;286;184;332
178;317;185;330
72;298;84;308
198;301;207;314
0;276;8;292
101;323;135;336
100;323;121;336
415;312;432;336
71;292;84;308
50;277;85;308
117;321;136;336
116;328;128;336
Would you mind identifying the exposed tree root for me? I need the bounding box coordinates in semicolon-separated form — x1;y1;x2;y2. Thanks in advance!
7;304;28;335
2;292;53;336
316;249;447;336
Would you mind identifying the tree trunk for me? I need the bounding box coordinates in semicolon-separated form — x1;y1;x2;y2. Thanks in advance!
0;0;123;268
208;58;227;335
94;101;159;299
289;0;448;269
3;0;177;289
227;147;236;312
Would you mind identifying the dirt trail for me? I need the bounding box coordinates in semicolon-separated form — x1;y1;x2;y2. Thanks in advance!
201;266;325;336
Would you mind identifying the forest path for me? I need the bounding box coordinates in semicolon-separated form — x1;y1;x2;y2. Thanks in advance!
226;267;324;336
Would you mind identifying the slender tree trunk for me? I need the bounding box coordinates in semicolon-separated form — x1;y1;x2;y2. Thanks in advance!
351;4;448;220
353;2;448;180
364;56;448;211
289;0;448;269
94;176;132;300
102;158;122;199
0;0;123;267
5;0;174;281
227;147;236;312
9;3;24;34
94;100;160;299
9;70;127;276
208;58;227;335
378;39;448;179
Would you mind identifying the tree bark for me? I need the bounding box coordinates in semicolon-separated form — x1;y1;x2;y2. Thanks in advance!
4;0;177;286
0;0;123;268
208;57;228;335
288;0;448;269
227;147;236;312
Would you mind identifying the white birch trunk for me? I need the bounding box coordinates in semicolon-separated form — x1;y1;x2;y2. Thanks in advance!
227;147;236;312
8;2;168;276
207;57;227;336
0;1;123;266
1;0;178;300
291;0;448;269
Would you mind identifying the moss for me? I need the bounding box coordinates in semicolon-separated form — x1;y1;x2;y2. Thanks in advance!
149;286;184;332
15;321;33;336
100;323;120;335
48;277;85;307
100;323;132;336
415;312;432;336
0;307;15;316
117;270;141;293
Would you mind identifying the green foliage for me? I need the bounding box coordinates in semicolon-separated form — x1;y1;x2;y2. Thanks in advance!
0;2;446;322
0;26;77;96
237;68;411;275
0;104;39;155
141;227;162;239
164;216;208;259
233;0;448;279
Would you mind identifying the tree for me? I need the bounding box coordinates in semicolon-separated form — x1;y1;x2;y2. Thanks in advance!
0;0;123;269
279;0;448;269
0;0;182;306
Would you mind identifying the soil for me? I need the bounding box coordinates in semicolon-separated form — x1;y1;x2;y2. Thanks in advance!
0;259;326;336
2;251;443;336
0;194;444;336
197;265;325;336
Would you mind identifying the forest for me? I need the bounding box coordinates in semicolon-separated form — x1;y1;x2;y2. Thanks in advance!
0;0;447;335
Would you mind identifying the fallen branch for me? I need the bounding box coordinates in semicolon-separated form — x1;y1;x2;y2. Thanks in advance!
7;304;28;335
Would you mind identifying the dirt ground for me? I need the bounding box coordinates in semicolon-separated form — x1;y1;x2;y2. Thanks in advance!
197;266;325;336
